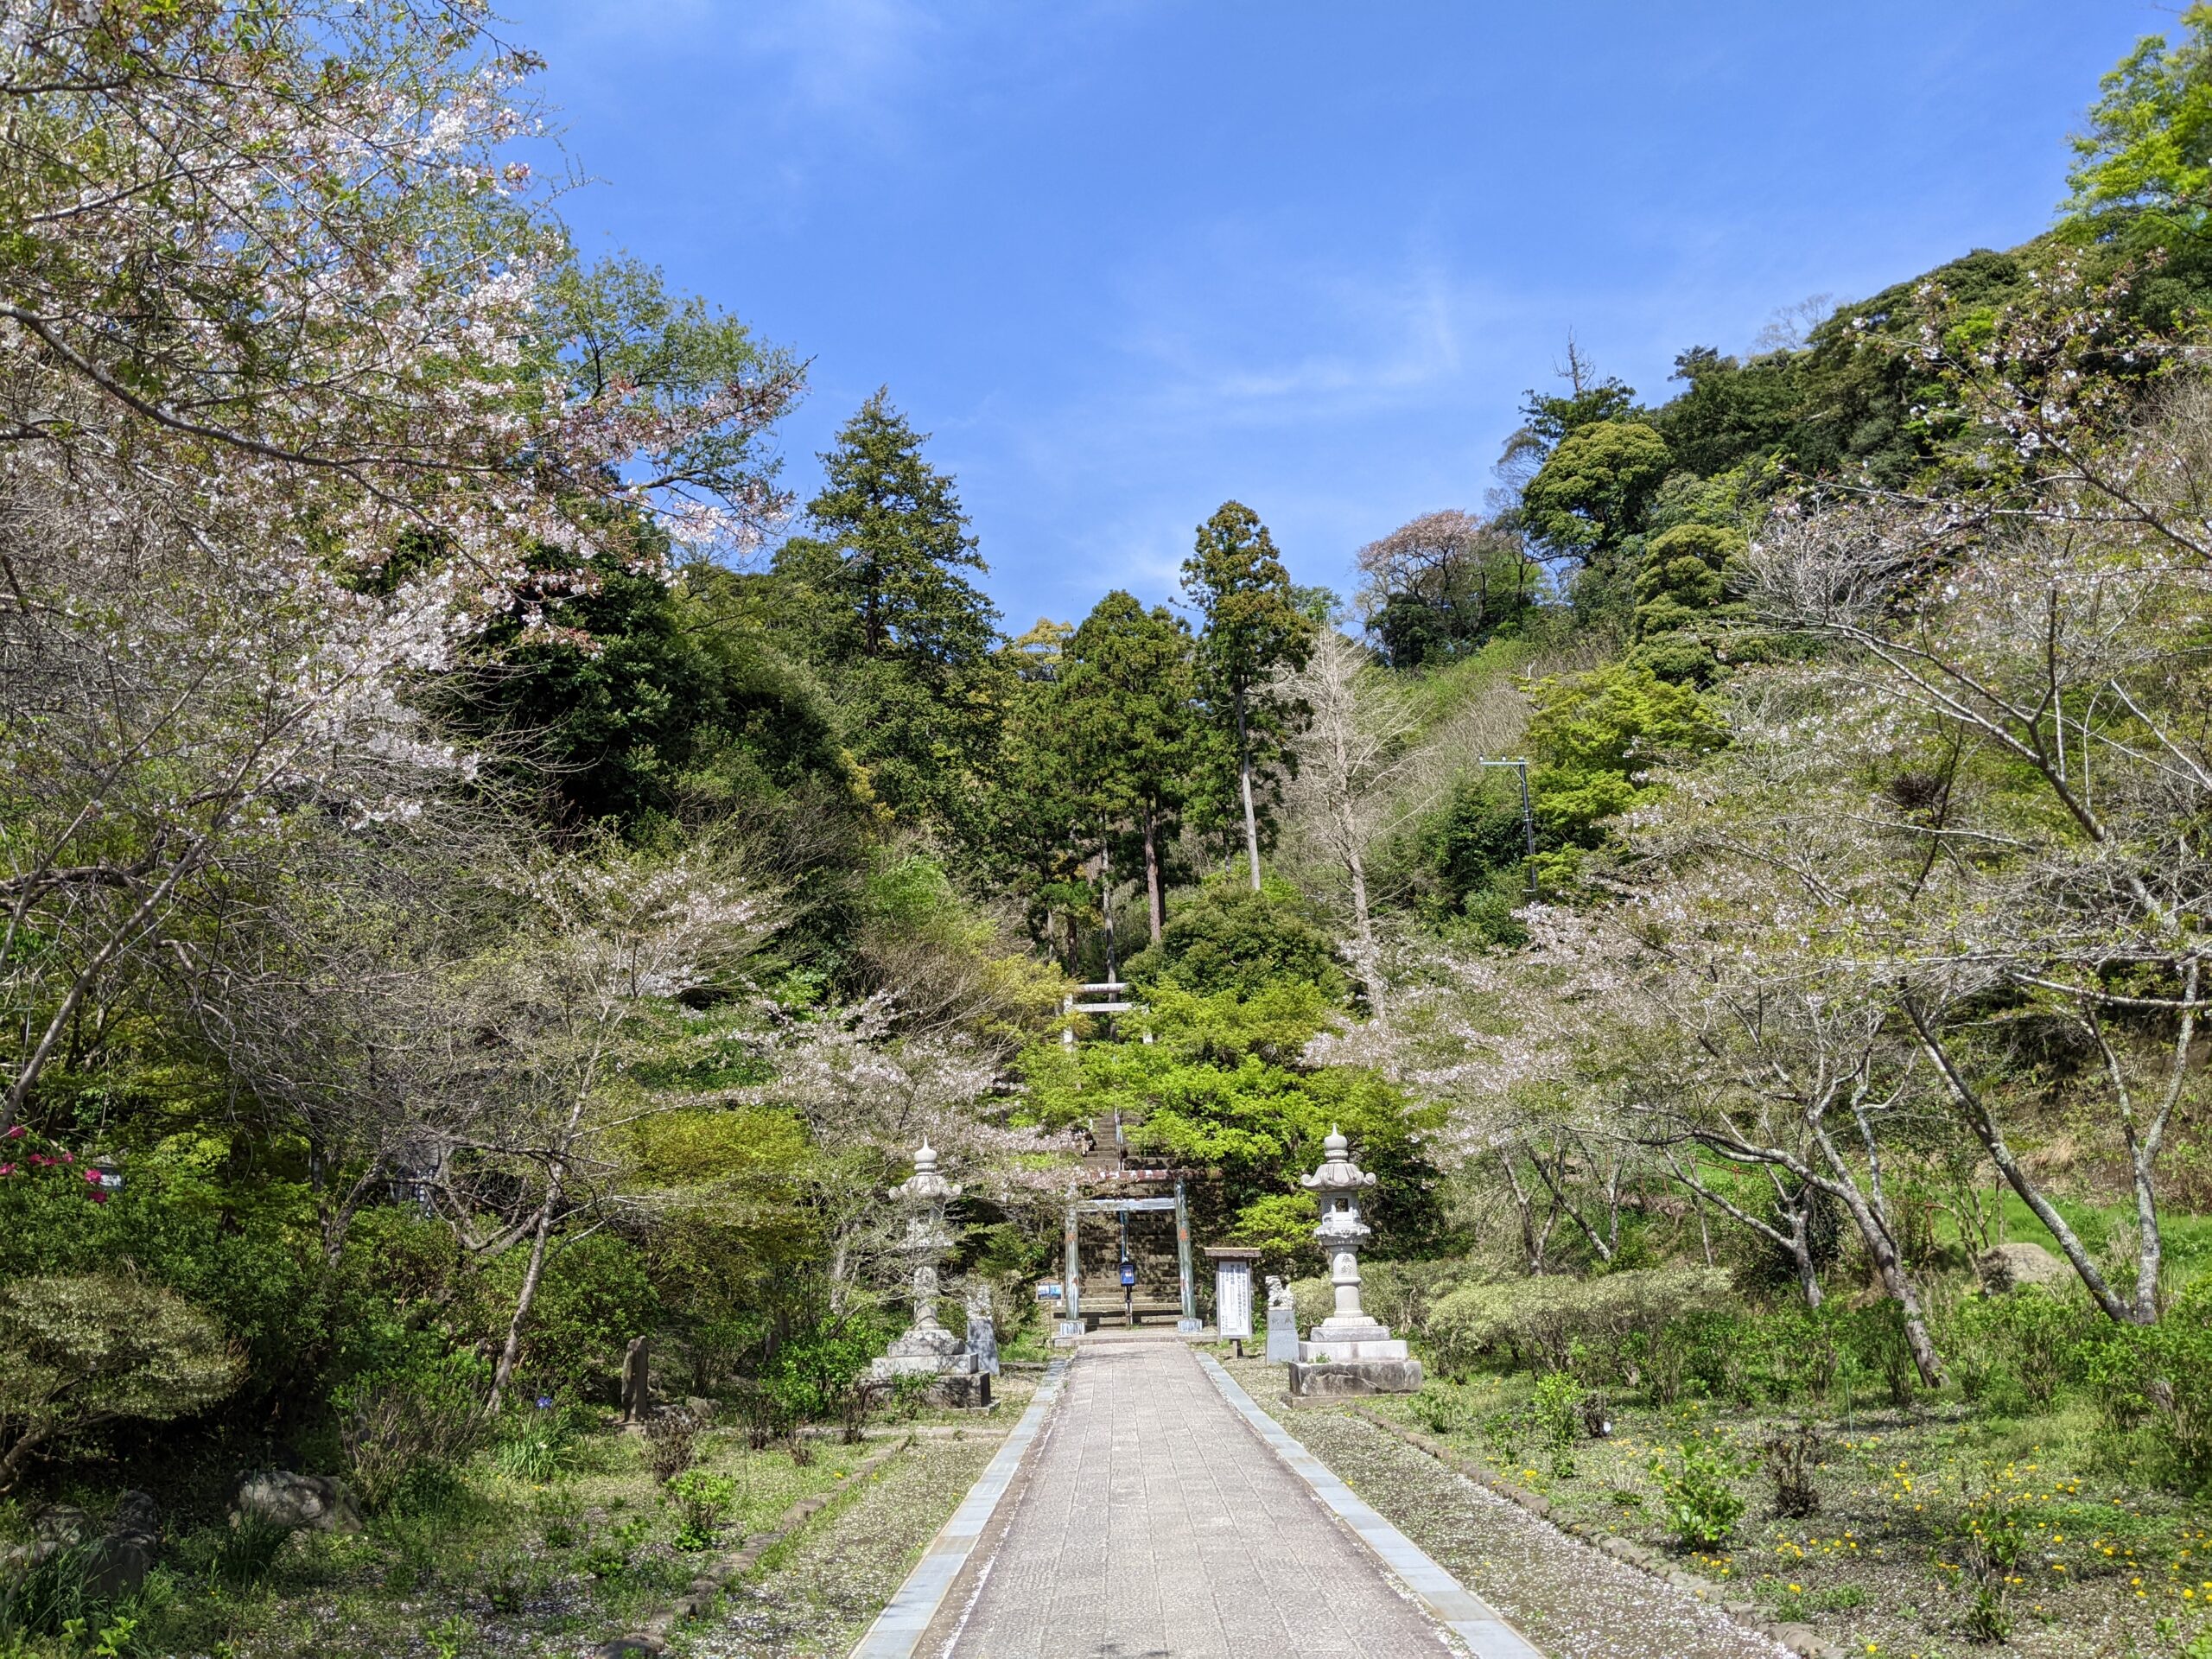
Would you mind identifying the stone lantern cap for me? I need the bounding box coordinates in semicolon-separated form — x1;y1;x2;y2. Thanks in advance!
893;1141;960;1205
1299;1126;1376;1196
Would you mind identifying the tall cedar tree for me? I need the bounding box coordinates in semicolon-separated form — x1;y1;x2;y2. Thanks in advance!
773;392;1002;841
1061;592;1203;944
1182;503;1315;889
996;620;1097;968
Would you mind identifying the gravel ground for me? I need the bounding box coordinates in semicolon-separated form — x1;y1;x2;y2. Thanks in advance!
686;1432;1000;1658
1245;1383;1791;1659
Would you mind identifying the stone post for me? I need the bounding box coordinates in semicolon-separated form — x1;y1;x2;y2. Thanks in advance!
1264;1275;1300;1362
620;1335;651;1423
1287;1127;1421;1398
964;1284;1000;1377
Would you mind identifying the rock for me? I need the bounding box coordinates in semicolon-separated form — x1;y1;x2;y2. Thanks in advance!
82;1533;153;1600
1978;1241;2071;1294
230;1471;364;1535
111;1491;161;1543
598;1637;664;1658
30;1504;93;1544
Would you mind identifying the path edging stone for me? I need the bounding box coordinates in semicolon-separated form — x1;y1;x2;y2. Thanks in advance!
597;1433;915;1657
1349;1404;1847;1659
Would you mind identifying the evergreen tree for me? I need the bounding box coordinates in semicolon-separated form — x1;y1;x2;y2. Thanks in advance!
1181;502;1315;891
1061;592;1203;944
773;392;1004;840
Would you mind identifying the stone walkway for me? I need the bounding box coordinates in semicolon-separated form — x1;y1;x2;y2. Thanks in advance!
917;1332;1471;1659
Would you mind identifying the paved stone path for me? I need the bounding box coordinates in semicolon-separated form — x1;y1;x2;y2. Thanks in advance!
920;1332;1466;1659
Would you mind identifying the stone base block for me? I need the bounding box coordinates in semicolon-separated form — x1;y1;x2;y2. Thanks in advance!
869;1351;976;1382
1287;1357;1424;1398
926;1371;993;1409
1296;1337;1409;1363
1176;1318;1205;1335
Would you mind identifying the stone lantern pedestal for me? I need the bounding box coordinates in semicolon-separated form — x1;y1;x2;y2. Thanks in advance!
870;1143;982;1400
1288;1128;1422;1399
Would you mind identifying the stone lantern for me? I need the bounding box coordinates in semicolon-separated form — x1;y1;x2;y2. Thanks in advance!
871;1142;976;1382
1287;1127;1422;1398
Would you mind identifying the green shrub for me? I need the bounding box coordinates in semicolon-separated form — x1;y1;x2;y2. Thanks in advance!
664;1470;739;1550
1424;1268;1738;1386
335;1351;488;1511
1530;1372;1584;1447
1122;880;1345;1001
0;1273;243;1490
2075;1279;2212;1492
1975;1285;2088;1409
762;1313;890;1435
1410;1386;1476;1437
474;1233;658;1396
1650;1437;1746;1548
1944;1465;2032;1641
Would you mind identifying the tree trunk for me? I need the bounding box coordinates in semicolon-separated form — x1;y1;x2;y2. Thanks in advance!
1906;1000;2138;1322
1234;689;1262;892
1340;796;1382;1021
1141;807;1165;944
486;1180;559;1414
1790;1204;1824;1311
1098;829;1118;982
1813;1149;1942;1386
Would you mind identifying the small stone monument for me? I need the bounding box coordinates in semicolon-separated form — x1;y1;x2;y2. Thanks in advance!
1264;1274;1300;1363
1287;1127;1422;1398
870;1142;980;1395
620;1335;651;1424
965;1283;999;1378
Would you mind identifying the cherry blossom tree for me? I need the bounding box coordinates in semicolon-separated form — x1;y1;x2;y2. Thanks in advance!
0;0;803;1135
1738;376;2212;1326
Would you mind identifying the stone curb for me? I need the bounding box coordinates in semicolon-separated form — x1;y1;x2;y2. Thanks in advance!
598;1433;916;1657
1349;1407;1849;1659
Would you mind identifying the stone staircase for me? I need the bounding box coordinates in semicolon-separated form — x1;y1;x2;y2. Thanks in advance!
1071;1108;1183;1326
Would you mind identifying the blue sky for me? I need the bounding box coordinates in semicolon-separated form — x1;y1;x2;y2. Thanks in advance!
514;1;2163;629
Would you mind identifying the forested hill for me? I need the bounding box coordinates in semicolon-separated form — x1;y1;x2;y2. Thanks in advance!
11;8;2212;1655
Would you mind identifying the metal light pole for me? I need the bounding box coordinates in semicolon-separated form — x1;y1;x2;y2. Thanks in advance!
1480;757;1538;900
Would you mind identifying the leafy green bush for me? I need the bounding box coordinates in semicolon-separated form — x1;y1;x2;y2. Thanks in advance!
1649;1438;1746;1548
664;1470;739;1550
0;1273;243;1489
474;1232;658;1396
1944;1465;2033;1641
762;1313;889;1436
1409;1385;1476;1437
2074;1279;2212;1492
1974;1285;2089;1409
1424;1268;1738;1384
1122;880;1345;1001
